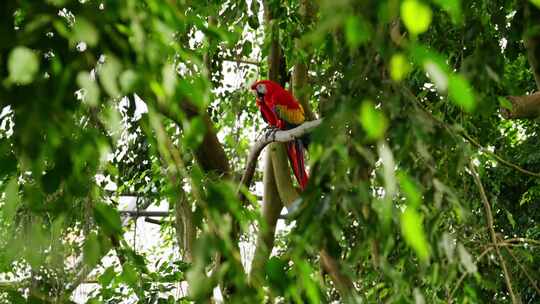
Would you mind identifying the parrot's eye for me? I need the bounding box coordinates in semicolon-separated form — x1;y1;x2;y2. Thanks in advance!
256;84;267;95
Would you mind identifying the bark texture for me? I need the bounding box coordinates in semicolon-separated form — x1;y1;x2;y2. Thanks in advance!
502;93;540;119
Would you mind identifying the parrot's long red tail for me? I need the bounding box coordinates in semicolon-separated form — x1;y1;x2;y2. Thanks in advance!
286;139;308;190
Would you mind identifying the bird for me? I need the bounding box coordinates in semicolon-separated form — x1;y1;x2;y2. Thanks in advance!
251;79;309;190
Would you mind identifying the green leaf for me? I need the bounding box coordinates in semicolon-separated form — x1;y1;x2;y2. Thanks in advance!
8;47;40;85
121;263;139;288
83;232;101;267
46;0;67;6
4;178;20;221
410;44;450;91
401;0;432;35
457;244;477;273
183;117;206;149
99;55;122;98
432;0;462;23
0;149;17;176
424;60;448;92
99;266;116;287
530;0;540;9
162;64;177;97
398;172;421;208
77;71;100;106
505;210;516;229
120;70;139;93
448;74;476;112
248;0;260;29
345;16;371;48
498;96;513;110
72;18;99;47
401;208;430;261
359;100;388;140
93;202;122;236
42;167;62;194
266;257;288;291
390;53;411;81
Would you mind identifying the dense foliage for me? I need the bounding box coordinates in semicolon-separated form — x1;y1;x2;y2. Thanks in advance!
0;0;539;303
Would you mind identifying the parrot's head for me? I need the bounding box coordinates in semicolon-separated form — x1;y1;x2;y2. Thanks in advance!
251;80;268;100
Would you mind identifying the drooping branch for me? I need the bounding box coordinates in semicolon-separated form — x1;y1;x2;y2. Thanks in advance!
239;119;322;192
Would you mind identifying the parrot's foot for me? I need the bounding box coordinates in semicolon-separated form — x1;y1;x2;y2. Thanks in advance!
256;126;274;141
264;127;279;141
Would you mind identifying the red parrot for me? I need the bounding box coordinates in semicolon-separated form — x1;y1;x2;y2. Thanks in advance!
251;80;309;190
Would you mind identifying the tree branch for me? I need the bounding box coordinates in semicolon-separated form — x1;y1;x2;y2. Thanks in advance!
468;163;519;304
448;246;494;303
239;119;322;192
501;92;540;119
319;248;356;300
119;210;169;217
502;245;540;296
222;57;261;66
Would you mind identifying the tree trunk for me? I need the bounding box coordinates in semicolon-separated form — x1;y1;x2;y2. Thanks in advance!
249;151;283;285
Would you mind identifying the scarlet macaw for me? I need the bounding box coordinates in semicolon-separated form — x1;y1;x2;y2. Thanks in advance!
251;80;309;190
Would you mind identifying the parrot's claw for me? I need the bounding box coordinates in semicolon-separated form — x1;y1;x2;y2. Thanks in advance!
264;127;279;141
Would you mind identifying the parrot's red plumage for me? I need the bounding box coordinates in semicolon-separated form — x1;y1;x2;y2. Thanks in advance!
251;80;309;190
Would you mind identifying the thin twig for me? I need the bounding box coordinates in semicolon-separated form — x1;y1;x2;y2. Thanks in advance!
222;57;261;66
461;132;540;177
502;245;540;295
503;238;540;246
448;246;494;303
468;163;519;304
119;210;170;217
